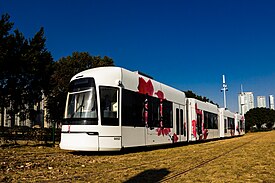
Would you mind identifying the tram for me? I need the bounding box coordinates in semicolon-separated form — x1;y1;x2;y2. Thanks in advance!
186;98;220;141
60;66;245;151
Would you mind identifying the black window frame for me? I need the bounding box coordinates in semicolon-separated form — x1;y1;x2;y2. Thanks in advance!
121;89;173;128
180;109;184;136
121;89;145;127
161;99;173;128
69;78;95;92
228;117;235;130
204;111;218;129
176;108;179;135
99;86;119;126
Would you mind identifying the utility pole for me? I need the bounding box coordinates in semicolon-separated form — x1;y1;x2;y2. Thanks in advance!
221;75;228;109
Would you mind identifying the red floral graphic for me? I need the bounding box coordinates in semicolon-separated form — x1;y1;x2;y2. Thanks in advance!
203;129;208;139
195;103;202;115
155;90;165;99
200;113;208;140
156;90;165;129
138;77;154;96
192;120;197;138
195;103;208;140
144;98;148;127
138;77;174;143
156;127;171;136
173;133;179;142
155;90;171;137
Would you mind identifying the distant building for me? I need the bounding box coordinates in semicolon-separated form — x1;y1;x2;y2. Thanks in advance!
238;92;254;115
0;93;50;128
257;96;266;108
269;95;275;110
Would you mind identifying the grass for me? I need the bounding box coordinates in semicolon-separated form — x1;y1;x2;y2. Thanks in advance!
1;131;275;182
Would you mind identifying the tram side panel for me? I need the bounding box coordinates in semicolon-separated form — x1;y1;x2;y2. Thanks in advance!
121;87;147;148
120;69;146;148
120;68;186;148
186;98;220;142
219;108;236;138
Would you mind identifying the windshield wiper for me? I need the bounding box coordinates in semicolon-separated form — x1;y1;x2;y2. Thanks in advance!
71;94;85;118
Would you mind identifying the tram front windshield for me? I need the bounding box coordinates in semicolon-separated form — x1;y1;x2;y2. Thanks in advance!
64;78;98;125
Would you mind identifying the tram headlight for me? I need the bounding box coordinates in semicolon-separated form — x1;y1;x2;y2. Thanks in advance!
87;132;99;135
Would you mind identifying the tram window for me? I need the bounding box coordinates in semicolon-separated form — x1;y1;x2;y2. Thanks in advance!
176;108;179;135
213;114;218;129
228;117;235;130
122;89;144;127
204;112;209;129
197;114;202;135
180;109;184;135
100;87;119;126
121;89;173;128
66;89;98;120
147;96;160;127
204;111;218;129
163;100;173;128
224;119;227;133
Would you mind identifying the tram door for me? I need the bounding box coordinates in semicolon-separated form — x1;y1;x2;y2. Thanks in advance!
197;113;202;140
175;104;186;142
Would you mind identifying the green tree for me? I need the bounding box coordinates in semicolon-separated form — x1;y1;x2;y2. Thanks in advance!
46;52;114;125
266;109;275;129
245;108;275;130
0;14;14;127
184;90;218;106
0;13;53;127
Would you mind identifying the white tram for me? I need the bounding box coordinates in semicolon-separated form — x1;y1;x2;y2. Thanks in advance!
219;108;236;138
60;66;245;151
186;98;220;141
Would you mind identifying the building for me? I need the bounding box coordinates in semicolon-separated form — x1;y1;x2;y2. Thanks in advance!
257;96;266;108
0;94;50;128
238;92;254;115
269;95;275;110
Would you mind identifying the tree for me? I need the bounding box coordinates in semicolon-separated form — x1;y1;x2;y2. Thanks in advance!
245;108;275;130
0;17;31;126
184;90;218;106
3;29;29;126
0;13;53;127
22;27;53;125
27;27;53;96
46;52;114;125
266;109;275;129
0;14;14;127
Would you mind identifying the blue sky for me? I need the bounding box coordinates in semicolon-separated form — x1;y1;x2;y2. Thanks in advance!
1;0;275;112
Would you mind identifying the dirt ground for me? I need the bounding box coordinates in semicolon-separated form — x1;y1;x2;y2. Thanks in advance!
1;131;275;182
